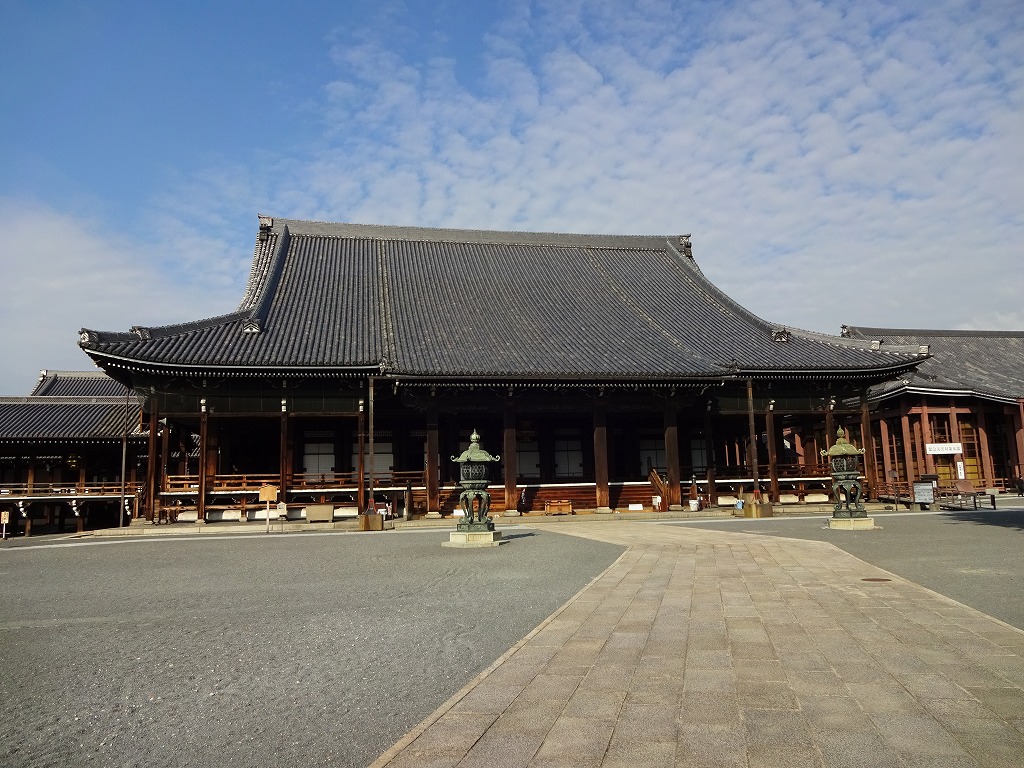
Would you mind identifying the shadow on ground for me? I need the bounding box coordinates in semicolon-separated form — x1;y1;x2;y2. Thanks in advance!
940;508;1024;531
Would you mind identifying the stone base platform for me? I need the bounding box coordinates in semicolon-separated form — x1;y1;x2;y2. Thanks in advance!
828;516;875;530
442;530;503;548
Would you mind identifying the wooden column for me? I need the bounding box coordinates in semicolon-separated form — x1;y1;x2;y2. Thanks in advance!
146;406;159;522
158;421;170;511
977;411;994;484
197;403;208;522
663;405;683;509
879;417;893;487
704;404;718;507
861;395;878;500
765;405;779;503
503;400;519;515
920;401;936;474
746;380;760;497
367;377;375;512
279;400;289;501
948;401;963;481
900;400;916;480
593;402;611;513
1014;401;1024;482
357;399;365;512
426;412;440;516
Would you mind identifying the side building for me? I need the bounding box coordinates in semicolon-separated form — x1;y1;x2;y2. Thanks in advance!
0;370;146;534
843;327;1024;494
77;218;928;522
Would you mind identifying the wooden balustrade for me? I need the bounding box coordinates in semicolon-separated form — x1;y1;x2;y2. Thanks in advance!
163;470;426;494
0;481;137;497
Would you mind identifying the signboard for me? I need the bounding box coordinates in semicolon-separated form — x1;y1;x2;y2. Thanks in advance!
259;485;279;502
912;482;935;504
926;443;963;455
956;461;966;480
0;509;8;524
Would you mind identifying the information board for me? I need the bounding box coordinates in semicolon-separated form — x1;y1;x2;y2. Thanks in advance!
912;482;935;504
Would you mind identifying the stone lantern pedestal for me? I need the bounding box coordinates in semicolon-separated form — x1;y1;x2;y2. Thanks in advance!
442;430;504;548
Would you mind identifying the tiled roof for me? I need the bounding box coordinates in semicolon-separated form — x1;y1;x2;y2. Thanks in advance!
844;327;1024;403
79;218;927;382
0;398;142;442
0;371;141;442
30;370;133;398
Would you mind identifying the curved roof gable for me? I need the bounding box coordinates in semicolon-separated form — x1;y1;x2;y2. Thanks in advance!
79;218;927;382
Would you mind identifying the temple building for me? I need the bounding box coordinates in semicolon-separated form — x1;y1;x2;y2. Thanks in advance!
0;370;145;534
76;217;930;523
843;327;1024;494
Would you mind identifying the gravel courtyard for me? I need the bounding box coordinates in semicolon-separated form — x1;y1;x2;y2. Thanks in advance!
0;528;624;768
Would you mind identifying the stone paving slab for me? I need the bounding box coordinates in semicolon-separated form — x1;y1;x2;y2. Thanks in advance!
371;523;1024;768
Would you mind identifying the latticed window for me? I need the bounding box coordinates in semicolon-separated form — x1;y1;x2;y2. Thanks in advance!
516;440;540;480
553;429;583;479
958;419;981;481
929;414;955;484
638;434;666;477
689;436;707;476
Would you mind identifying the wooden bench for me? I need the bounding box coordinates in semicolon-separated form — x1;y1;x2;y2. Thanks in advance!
941;480;996;510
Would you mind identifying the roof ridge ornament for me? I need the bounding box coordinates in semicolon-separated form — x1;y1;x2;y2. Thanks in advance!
680;234;692;258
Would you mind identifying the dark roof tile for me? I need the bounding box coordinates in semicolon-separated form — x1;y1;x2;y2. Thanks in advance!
845;327;1024;402
79;219;926;381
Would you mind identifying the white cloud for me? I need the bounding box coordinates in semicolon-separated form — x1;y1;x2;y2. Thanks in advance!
5;0;1022;396
0;199;240;394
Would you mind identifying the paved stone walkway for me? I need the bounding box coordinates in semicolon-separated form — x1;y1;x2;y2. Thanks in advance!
372;522;1024;768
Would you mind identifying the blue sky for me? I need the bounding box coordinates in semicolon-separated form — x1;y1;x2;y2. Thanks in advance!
1;0;1022;394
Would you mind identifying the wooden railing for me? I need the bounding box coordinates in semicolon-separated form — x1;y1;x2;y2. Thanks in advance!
163;470;426;494
0;482;137;497
712;463;830;480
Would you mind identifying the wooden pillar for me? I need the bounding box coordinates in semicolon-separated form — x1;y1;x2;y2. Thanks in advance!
593;402;611;513
146;406;159;522
357;399;366;511
704;403;718;507
746;380;760;496
503;400;519;515
792;429;805;468
1013;401;1024;481
279;400;289;501
948;401;963;481
664;405;683;509
900;400;915;480
367;377;375;513
765;405;779;503
861;395;878;500
197;403;208;522
426;411;440;516
920;401;936;474
977;411;994;484
879;416;893;487
158;421;170;513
